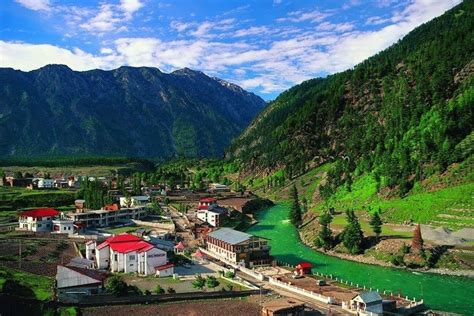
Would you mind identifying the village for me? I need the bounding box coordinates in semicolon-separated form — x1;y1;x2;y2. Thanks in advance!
0;171;431;316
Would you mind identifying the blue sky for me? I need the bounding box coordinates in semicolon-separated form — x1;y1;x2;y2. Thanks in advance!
0;0;461;99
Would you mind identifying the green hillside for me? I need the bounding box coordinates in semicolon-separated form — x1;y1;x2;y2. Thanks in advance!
228;0;473;222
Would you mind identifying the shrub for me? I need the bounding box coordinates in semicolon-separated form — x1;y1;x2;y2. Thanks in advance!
225;271;235;279
106;275;128;296
155;284;165;294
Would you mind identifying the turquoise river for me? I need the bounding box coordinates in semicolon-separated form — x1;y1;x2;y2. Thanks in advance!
247;204;474;315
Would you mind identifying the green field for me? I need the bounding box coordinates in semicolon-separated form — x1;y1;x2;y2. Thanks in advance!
318;172;474;228
0;187;75;211
0;267;53;300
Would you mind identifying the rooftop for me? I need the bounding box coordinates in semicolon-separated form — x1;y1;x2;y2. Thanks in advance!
200;197;217;203
19;208;59;218
208;227;252;245
97;233;157;253
355;291;383;303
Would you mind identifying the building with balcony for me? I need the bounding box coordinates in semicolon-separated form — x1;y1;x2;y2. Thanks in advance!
205;227;272;267
18;208;59;232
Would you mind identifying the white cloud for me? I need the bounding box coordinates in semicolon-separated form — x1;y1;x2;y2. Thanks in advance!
0;41;109;71
100;47;114;55
15;0;50;11
79;4;123;34
2;0;463;96
234;26;270;37
170;21;193;32
120;0;143;14
279;9;331;23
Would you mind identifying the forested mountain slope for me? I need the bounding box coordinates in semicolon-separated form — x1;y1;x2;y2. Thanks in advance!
0;66;265;158
228;0;473;199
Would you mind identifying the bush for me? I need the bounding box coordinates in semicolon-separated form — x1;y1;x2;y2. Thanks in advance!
400;243;410;254
225;271;235;279
155;284;165;294
390;255;405;266
106;275;128;296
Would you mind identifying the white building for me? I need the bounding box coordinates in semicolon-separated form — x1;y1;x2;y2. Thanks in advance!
208;183;230;193
37;178;54;189
347;292;384;316
18;208;59;232
206;228;272;267
196;197;227;227
66;206;147;228
56;265;107;298
52;219;75;235
119;196;150;208
86;233;173;277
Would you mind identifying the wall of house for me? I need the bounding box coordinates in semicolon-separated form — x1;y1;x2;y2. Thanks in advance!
124;251;138;274
86;243;96;261
156;267;174;277
145;248;167;275
96;246;110;269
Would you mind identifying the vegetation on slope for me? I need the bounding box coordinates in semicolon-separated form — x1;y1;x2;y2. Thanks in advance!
228;1;473;203
0;66;265;158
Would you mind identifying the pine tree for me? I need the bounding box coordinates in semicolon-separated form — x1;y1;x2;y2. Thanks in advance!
315;211;333;251
369;210;383;241
289;184;302;226
411;224;424;251
342;210;364;254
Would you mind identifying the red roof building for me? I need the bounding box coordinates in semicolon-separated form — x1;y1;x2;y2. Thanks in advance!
18;208;60;232
90;233;170;276
295;262;313;275
19;208;59;218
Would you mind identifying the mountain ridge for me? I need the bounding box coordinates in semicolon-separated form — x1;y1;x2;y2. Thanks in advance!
0;64;266;158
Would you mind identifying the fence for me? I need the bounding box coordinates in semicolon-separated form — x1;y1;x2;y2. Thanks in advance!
132;219;175;232
239;266;266;281
62;289;267;306
268;276;335;304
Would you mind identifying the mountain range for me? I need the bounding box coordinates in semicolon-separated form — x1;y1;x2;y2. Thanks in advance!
0;65;265;158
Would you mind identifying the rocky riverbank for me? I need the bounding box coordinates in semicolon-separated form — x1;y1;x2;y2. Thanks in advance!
298;230;474;279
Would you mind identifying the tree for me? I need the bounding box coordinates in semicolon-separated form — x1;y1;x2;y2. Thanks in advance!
14;171;23;179
342;210;364;254
369;210;383;241
301;197;308;213
206;276;220;291
155;284;165;294
411;224;424;252
106;275;128;296
192;274;206;291
289;184;302;226
315;211;333;251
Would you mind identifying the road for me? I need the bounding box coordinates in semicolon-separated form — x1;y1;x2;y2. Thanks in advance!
162;203;198;247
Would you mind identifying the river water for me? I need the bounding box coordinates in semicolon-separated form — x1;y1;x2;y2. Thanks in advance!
246;204;474;314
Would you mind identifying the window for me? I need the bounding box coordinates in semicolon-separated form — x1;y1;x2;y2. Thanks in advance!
114;254;118;261
129;255;136;260
130;264;134;267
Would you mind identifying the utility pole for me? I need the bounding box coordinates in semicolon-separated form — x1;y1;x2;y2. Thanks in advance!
18;239;22;269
